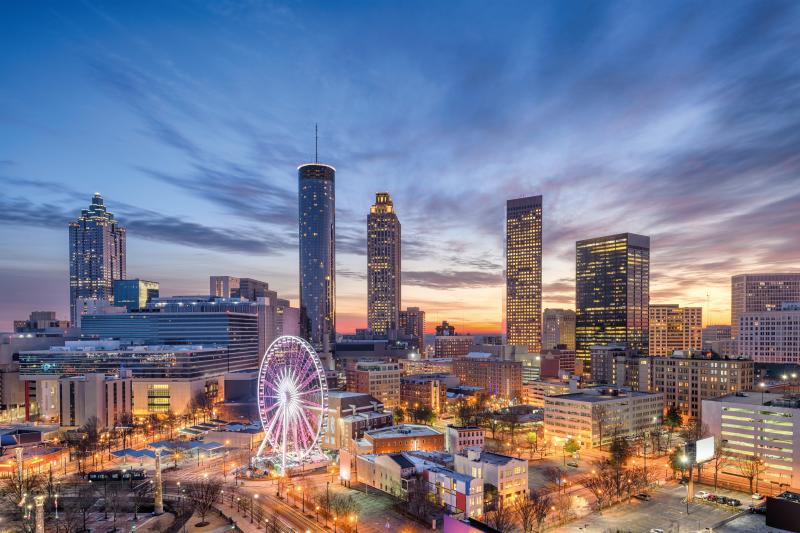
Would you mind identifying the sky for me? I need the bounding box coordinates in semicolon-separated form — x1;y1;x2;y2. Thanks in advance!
1;1;799;334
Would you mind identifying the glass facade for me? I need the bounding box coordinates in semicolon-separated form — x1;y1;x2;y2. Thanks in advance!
79;312;259;371
367;192;401;335
575;233;650;374
506;196;543;352
69;193;126;322
19;344;233;380
112;279;160;310
298;163;336;348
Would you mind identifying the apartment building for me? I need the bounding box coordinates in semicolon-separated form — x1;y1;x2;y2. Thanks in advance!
454;449;528;504
649;304;703;356
446;425;485;454
346;361;402;409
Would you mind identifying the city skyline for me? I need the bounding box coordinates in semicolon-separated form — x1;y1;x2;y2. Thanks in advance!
2;2;800;332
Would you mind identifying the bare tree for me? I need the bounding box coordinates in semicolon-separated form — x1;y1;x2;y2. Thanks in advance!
73;482;97;533
106;483;122;532
56;496;83;533
592;404;608;449
186;476;224;527
736;456;766;494
132;479;153;520
0;471;45;520
582;467;615;510
485;496;515;532
708;438;731;490
680;417;710;443
514;491;551;533
190;391;215;423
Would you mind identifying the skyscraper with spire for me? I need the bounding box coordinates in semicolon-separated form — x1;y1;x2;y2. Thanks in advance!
68;193;126;322
298;128;336;350
367;192;401;335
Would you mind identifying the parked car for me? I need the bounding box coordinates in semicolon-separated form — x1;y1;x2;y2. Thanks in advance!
748;504;767;515
752;493;765;500
679;476;690;485
717;496;733;505
650;529;665;533
695;491;710;499
634;493;652;501
566;461;579;468
727;498;742;507
706;494;718;502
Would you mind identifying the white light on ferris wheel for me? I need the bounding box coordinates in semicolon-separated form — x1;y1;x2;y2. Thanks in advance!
256;336;328;473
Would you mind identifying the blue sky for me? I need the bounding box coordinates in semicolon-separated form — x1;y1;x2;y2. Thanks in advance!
1;1;799;332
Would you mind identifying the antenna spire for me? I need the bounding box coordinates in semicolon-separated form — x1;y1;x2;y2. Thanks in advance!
315;123;318;163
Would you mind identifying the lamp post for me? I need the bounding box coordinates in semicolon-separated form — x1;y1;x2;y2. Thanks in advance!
759;382;766;404
253;494;259;524
315;505;320;522
681;454;690;514
299;486;305;513
333;515;337;533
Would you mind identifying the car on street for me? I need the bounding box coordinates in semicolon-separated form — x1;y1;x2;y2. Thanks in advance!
566;461;579;467
752;493;764;500
695;491;710;499
749;504;767;514
634;493;652;501
649;529;665;533
726;498;742;507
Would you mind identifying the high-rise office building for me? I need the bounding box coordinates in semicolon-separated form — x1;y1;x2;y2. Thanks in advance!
542;308;576;350
113;279;160;311
399;307;426;352
648;304;702;356
506;196;542;352
575;233;650;374
209;276;272;301
367;192;401;335
298;162;336;349
731;273;800;338
69;193;126;323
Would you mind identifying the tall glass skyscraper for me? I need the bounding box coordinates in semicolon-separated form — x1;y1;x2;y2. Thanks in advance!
298;163;336;349
367;192;401;335
69;193;126;323
575;233;650;374
506;195;542;352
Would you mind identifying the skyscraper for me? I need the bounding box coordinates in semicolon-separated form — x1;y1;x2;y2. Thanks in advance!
69;193;126;323
506;196;542;352
731;273;800;338
113;279;160;311
648;304;702;356
399;307;426;352
298;162;336;349
575;233;650;373
367;192;401;335
542;308;576;350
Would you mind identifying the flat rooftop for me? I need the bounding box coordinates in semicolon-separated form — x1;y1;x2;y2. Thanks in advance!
365;424;442;439
549;388;661;403
706;391;798;407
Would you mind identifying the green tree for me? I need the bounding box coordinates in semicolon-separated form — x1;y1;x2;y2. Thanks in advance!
664;404;681;447
393;407;405;424
563;438;580;464
525;431;538;458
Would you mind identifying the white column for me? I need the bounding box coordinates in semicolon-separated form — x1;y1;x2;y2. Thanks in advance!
154;450;164;515
35;495;45;533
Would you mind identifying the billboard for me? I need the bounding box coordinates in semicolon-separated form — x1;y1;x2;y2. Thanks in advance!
695;436;715;463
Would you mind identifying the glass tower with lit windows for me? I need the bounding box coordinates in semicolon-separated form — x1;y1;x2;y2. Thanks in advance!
506;195;543;352
298;163;336;349
575;233;650;374
367;192;401;335
69;193;126;323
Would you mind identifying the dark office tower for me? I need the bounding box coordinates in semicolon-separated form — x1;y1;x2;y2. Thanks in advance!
68;193;126;323
575;233;650;375
298;162;336;349
506;196;543;352
367;192;401;335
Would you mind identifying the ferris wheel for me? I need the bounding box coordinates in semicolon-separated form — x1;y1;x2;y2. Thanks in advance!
256;336;329;473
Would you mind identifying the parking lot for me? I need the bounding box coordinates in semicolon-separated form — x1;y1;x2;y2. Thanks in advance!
554;483;744;533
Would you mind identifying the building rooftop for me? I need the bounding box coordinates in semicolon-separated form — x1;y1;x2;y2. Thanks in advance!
389;453;416;469
365;424;442;440
548;387;661;403
706;391;800;408
427;466;476;483
461;450;522;466
328;391;383;412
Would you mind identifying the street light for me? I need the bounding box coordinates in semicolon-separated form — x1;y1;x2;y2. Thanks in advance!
759;382;766;404
681;454;690;514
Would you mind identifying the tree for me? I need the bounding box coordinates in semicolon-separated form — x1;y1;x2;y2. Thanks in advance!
736;456;765;494
186;475;224;527
582;468;614;510
668;448;687;479
132;479;153;520
456;401;475;426
485;496;514;532
0;470;45;520
708;438;731;490
664;405;681;447
164;410;179;440
609;436;632;467
393;406;405;424
73;482;97;533
526;431;538;458
592;404;608;449
105;483;122;532
514;490;551;533
190;390;215;423
563;438;580;464
680;417;710;443
543;466;568;495
117;412;135;450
